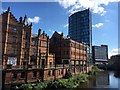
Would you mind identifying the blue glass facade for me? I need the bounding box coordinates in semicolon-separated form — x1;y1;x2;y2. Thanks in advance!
68;9;92;47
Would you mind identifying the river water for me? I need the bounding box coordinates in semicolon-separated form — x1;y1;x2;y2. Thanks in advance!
79;71;120;90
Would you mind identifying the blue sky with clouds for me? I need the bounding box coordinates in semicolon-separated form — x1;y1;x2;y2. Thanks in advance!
2;1;119;58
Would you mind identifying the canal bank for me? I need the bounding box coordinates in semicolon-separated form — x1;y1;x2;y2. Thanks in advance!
11;67;120;90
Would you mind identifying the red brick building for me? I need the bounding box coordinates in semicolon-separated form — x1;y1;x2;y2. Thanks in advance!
1;7;90;90
30;29;55;68
1;7;32;69
50;31;88;74
1;8;68;89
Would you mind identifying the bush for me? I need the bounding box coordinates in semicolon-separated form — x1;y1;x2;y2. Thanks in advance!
19;84;33;90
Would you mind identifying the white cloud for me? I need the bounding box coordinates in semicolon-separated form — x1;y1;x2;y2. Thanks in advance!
28;16;40;24
48;29;55;33
64;23;68;28
92;23;103;28
1;8;7;12
58;32;62;34
109;48;120;58
58;0;120;16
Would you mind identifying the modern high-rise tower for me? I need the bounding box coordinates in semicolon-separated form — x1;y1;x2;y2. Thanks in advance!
68;9;92;61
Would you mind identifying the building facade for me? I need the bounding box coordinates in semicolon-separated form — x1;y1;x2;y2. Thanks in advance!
31;29;55;68
1;8;69;89
1;7;32;69
68;9;92;63
1;7;92;89
50;31;88;74
92;45;108;65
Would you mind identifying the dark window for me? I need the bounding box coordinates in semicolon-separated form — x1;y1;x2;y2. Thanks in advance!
11;48;15;54
21;72;25;78
52;70;55;76
12;73;17;80
24;52;26;58
26;33;29;39
33;71;37;78
48;70;51;76
50;62;52;67
58;70;61;75
12;36;16;44
61;70;63;74
39;71;42;77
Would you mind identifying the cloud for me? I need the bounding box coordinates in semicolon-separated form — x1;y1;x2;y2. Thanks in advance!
109;48;120;58
1;8;7;12
64;23;68;28
92;23;103;28
58;0;120;16
48;29;55;33
58;32;62;34
28;16;40;24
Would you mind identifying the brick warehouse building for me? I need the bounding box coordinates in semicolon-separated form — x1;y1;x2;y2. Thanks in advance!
1;7;90;89
1;7;32;89
1;7;69;89
1;7;32;68
50;31;88;74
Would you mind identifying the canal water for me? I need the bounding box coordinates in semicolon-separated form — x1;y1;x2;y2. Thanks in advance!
79;71;120;89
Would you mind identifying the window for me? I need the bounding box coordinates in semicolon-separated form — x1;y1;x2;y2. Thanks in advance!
64;51;68;55
41;40;47;47
12;36;16;44
12;73;17;80
52;70;55;76
39;71;42;77
50;62;52;67
13;28;17;32
58;70;61;75
32;41;36;46
11;48;15;54
24;52;26;58
21;72;25;78
61;70;63;74
33;71;37;78
48;70;51;76
7;57;17;66
26;33;28;39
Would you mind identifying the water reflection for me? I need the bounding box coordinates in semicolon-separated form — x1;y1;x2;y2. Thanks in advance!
79;71;120;89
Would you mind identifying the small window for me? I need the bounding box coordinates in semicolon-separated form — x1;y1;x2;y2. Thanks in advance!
48;70;51;76
58;70;61;75
61;70;63;74
11;48;15;54
21;72;25;78
12;36;16;43
33;71;37;78
13;28;17;32
52;70;55;76
24;52;26;58
12;73;17;79
50;62;52;67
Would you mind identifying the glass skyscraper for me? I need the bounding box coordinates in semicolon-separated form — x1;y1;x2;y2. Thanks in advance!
68;9;92;62
68;9;92;47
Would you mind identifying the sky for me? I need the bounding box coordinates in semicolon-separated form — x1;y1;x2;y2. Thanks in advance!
1;0;119;58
